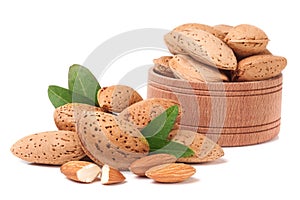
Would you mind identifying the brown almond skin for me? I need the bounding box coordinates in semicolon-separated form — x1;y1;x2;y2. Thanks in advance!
10;131;85;165
129;154;177;176
97;85;143;113
101;164;126;185
234;54;287;81
54;103;104;132
145;163;196;183
60;161;101;183
168;130;224;163
76;111;149;170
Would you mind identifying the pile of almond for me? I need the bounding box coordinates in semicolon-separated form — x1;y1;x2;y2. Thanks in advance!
154;23;287;82
11;84;224;184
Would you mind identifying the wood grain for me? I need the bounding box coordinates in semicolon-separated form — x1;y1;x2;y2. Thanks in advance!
147;67;282;146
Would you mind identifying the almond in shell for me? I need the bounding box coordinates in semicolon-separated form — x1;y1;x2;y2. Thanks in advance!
213;24;233;35
54;103;104;132
118;98;182;130
168;129;224;163
174;23;226;41
169;54;229;82
97;85;143;113
153;56;176;78
10;131;85;165
164;29;237;70
233;54;287;81
76;111;149;170
225;24;269;57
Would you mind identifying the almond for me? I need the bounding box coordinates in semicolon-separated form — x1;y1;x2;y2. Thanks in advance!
169;54;229;82
225;24;269;57
233;54;287;81
213;24;233;36
168;130;224;163
54;103;104;132
97;85;143;113
10;131;85;165
174;23;226;41
164;29;237;70
118;98;182;130
101;164;126;185
60;161;101;183
145;163;196;183
129;154;177;176
153;56;177;78
76;111;149;170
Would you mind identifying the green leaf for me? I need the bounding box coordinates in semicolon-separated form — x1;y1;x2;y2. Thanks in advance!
147;137;194;158
68;64;101;106
141;105;178;139
141;105;194;158
48;85;95;108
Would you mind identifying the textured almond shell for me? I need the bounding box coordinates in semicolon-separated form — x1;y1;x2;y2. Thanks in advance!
10;131;85;165
213;24;233;35
168;130;224;163
97;85;143;113
234;54;287;81
164;29;237;70
54;103;104;132
76;111;149;170
153;56;177;78
174;23;226;41
225;24;269;57
118;98;182;130
169;54;229;82
145;163;196;183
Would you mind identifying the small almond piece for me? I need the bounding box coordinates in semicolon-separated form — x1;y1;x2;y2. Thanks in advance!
145;163;196;183
60;161;101;183
101;164;126;185
129;154;177;176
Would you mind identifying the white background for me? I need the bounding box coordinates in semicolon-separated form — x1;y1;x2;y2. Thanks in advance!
1;0;299;199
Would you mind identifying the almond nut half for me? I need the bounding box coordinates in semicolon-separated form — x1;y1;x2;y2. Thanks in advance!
60;161;101;183
101;164;126;185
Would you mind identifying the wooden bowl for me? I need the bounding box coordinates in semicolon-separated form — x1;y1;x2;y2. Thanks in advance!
147;67;282;147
